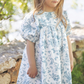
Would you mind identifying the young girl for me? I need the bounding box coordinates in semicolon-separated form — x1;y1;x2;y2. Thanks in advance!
17;0;73;84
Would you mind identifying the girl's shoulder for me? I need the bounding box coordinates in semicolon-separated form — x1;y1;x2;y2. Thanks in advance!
63;10;68;18
23;9;39;22
22;10;38;24
23;10;34;20
63;10;67;13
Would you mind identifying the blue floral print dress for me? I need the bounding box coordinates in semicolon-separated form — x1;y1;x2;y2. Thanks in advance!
17;9;72;84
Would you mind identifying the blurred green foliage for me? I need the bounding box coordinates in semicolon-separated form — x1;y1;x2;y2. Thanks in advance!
0;0;33;44
72;52;84;84
71;0;78;9
71;0;83;9
0;30;9;45
0;0;32;20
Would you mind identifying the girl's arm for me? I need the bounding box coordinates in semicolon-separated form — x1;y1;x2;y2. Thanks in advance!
26;40;38;78
26;40;36;67
67;36;73;62
67;35;74;72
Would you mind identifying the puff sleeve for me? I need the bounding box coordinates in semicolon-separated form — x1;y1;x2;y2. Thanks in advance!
20;12;40;43
64;11;72;36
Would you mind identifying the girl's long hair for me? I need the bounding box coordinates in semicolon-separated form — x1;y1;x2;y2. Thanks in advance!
32;0;67;30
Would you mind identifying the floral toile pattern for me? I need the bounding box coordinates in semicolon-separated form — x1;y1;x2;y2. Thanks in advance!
17;9;72;84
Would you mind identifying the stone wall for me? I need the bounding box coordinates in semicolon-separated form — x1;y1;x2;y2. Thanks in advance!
0;26;84;84
70;26;84;65
0;40;26;84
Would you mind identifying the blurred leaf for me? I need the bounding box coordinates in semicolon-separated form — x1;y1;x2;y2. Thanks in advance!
71;0;78;9
0;0;33;20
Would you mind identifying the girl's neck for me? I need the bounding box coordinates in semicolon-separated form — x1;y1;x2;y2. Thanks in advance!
43;3;55;12
44;9;55;12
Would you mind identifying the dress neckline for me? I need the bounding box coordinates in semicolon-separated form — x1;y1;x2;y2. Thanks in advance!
38;9;55;14
35;9;56;18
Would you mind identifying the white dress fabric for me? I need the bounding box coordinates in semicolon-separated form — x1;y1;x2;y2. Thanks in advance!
17;10;72;84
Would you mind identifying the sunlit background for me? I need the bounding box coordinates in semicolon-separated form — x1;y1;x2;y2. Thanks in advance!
0;0;84;44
